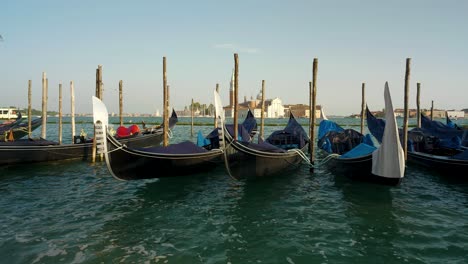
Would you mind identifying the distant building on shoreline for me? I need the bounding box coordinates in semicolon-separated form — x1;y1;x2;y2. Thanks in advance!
360;108;467;119
223;86;322;119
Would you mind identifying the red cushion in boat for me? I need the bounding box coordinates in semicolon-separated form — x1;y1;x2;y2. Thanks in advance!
116;125;141;138
128;124;140;135
116;126;128;137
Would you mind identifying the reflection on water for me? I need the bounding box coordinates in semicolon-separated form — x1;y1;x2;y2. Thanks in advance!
334;176;400;262
1;120;468;263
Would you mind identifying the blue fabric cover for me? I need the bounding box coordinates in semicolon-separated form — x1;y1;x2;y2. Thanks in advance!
239;140;287;153
168;109;179;128
446;115;458;129
266;112;309;149
320;137;333;153
225;109;259;142
421;114;464;145
363;134;375;146
242;109;258;135
197;130;210;147
318;117;373;155
368;109;468;151
366;106;385;143
226;111;307;153
318;119;344;140
226;124;252;142
339;143;376;159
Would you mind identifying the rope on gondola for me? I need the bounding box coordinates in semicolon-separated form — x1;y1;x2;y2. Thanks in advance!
288;148;340;168
288;148;311;165
315;154;341;167
106;144;125;154
318;153;341;166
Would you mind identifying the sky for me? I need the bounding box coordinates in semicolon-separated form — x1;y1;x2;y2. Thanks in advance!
1;0;467;116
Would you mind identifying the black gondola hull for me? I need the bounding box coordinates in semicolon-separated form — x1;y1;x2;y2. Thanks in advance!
0;142;94;165
224;135;308;178
0;132;165;166
106;135;224;180
407;151;468;175
322;151;402;186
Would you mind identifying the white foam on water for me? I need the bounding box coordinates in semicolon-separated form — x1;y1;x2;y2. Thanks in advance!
79;244;88;250
120;255;130;263
132;245;149;255
71;251;85;264
161;242;182;251
15;231;34;243
286;257;295;264
319;250;328;259
314;242;326;247
32;242;67;264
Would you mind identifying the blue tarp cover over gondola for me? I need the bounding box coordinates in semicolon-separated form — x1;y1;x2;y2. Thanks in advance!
318;117;374;157
265;112;309;150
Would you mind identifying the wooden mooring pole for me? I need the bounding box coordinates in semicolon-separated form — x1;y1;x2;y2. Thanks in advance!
41;72;47;139
214;84;219;128
233;53;239;141
28;80;32;139
309;58;318;172
360;82;365;135
96;65;103;100
163;57;169;147
416;82;421;128
167;85;170;119
191;98;194;137
70;81;75;143
431;100;434;121
119;80;123;126
93;65;103;162
260;80;265;141
403;58;411;161
58;82;63;145
166;84;171;140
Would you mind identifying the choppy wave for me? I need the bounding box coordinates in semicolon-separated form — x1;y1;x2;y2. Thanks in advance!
1;120;467;263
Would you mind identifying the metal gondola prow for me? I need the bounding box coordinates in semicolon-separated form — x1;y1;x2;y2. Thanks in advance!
94;121;105;155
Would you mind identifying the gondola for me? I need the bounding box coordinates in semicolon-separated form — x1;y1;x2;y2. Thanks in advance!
222;107;310;179
0;112;23;135
0;117;42;141
107;109;178;149
317;82;405;186
0;111;177;166
367;106;468;175
420;112;467;147
92;91;225;181
407;113;468;173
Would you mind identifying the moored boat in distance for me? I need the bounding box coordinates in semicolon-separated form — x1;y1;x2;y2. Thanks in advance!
0;107;19;120
0;112;23;135
0;116;42;141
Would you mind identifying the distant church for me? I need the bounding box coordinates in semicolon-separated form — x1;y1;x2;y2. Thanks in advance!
223;71;321;118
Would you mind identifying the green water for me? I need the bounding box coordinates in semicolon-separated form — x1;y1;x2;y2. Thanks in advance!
0;118;467;263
